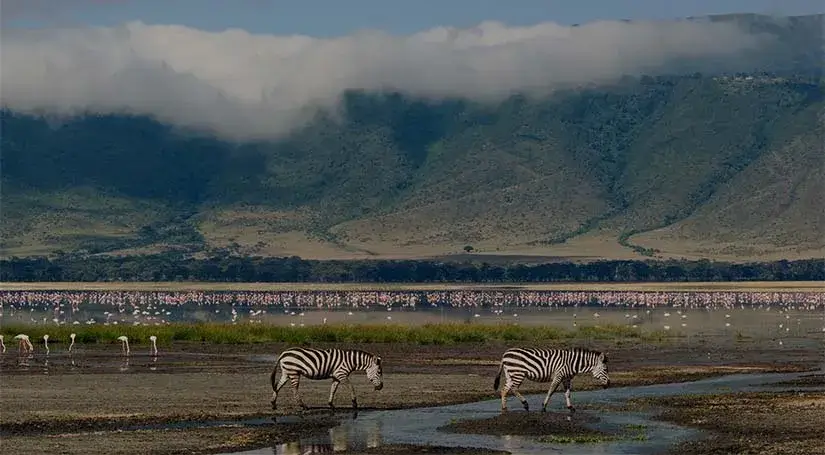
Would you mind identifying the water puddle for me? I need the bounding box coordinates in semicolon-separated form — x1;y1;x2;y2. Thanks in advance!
215;371;822;455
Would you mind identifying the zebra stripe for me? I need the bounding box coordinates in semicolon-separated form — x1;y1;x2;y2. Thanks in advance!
270;347;383;411
493;347;610;412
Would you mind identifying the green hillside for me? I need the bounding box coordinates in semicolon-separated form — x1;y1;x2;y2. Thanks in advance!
2;70;822;262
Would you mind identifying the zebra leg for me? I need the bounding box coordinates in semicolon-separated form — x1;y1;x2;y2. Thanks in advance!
541;377;562;412
504;372;529;411
289;375;308;410
345;378;358;409
271;371;289;410
500;384;510;412
328;379;341;410
512;388;530;411
563;377;575;413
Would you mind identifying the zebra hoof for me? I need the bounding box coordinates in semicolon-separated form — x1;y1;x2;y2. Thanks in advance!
541;407;547;413
522;402;529;411
567;406;576;413
352;399;358;409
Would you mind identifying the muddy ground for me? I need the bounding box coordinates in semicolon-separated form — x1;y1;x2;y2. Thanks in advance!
0;338;823;455
440;411;606;438
631;374;825;455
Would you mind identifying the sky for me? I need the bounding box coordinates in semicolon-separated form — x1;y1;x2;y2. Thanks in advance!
1;0;821;142
2;0;820;36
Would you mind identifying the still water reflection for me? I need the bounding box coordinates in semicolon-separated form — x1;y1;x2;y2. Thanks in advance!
274;420;383;455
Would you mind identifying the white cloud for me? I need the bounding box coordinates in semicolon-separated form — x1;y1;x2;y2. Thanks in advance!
1;19;775;141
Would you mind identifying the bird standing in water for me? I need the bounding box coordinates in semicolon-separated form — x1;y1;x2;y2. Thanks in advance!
117;335;130;356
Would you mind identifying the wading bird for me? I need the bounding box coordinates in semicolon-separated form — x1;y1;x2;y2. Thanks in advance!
149;335;158;356
117;335;130;356
43;334;50;355
68;333;76;352
0;335;5;353
14;334;33;355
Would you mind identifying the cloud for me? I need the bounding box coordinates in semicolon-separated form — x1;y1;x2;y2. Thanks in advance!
1;0;126;23
1;18;777;141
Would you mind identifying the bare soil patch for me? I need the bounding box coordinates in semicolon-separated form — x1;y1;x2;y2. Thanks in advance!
768;373;825;388
633;391;825;455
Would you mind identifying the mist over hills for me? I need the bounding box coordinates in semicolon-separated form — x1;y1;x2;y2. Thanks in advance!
1;13;823;262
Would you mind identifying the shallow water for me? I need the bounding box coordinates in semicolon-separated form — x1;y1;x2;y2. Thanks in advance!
215;371;823;455
3;304;824;345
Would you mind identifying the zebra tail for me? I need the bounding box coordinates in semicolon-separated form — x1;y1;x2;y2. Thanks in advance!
493;363;503;391
270;353;282;391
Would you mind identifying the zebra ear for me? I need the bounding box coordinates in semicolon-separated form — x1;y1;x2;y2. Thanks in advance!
599;352;607;363
375;357;382;365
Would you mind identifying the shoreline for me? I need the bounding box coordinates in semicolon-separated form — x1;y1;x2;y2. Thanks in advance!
2;339;823;454
3;280;824;292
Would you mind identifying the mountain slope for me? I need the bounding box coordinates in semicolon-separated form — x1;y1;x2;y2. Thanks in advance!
1;13;823;261
6;73;822;261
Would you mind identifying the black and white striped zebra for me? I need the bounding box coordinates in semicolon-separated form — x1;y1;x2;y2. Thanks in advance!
493;347;610;413
270;347;384;411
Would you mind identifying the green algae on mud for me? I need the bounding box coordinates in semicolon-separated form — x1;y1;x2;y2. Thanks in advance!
439;411;607;438
0;321;668;346
338;445;509;454
439;412;650;445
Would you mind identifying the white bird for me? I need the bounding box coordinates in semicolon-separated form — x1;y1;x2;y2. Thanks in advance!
0;335;5;353
117;335;130;356
43;334;50;355
149;335;158;356
69;333;76;353
14;334;33;355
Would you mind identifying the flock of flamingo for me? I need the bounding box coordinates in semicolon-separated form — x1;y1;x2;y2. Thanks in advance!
0;332;158;358
0;289;822;363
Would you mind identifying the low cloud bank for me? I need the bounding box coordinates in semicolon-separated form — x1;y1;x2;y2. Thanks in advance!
1;18;775;141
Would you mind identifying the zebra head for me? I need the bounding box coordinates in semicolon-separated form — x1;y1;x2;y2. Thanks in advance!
366;356;384;391
591;352;610;388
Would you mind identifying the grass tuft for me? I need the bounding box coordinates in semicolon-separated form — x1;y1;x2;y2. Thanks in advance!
0;322;669;345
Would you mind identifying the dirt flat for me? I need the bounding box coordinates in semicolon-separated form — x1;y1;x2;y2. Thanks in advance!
0;338;822;455
634;391;825;455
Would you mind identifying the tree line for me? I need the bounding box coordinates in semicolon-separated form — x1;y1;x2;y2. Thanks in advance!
1;254;823;283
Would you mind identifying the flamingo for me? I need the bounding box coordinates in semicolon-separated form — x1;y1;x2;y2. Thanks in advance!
149;335;158;356
0;335;5;354
68;333;76;353
43;334;50;355
14;334;33;355
117;335;130;356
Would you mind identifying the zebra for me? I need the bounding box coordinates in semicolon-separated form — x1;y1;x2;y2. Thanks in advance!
493;347;610;413
270;347;384;411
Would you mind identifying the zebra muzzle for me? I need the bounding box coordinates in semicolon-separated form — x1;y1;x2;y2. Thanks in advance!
375;383;384;391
